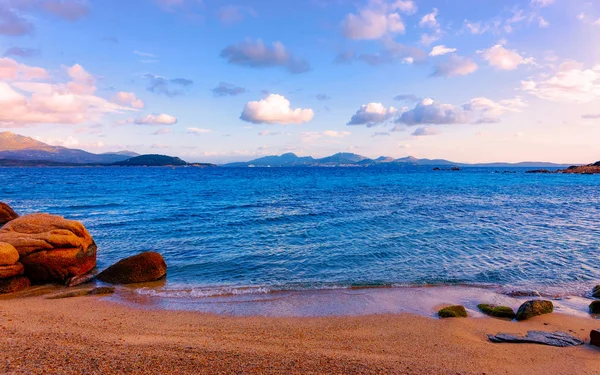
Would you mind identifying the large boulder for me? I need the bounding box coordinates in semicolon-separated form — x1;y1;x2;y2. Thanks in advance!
0;276;30;293
0;242;19;265
97;251;166;284
0;203;18;227
590;301;600;314
478;304;516;319
438;305;468;318
0;262;24;279
0;213;97;283
591;330;600;347
593;285;600;298
515;300;553;321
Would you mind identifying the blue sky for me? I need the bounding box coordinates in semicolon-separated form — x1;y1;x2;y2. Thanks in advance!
1;0;600;163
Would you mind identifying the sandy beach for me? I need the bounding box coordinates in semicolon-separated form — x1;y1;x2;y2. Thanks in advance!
1;293;598;375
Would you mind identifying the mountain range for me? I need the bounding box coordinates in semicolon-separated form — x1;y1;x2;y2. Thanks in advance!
223;152;574;168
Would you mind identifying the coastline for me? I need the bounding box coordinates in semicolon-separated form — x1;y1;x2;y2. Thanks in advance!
1;292;599;375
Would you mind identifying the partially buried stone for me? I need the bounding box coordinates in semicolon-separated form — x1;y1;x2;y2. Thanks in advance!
97;251;167;284
590;301;600;314
0;242;19;266
477;304;516;319
438;305;468;318
0;262;24;279
591;330;600;347
515;300;553;321
488;331;583;347
0;276;30;294
46;286;115;299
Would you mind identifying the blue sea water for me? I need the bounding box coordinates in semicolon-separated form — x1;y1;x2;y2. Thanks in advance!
1;166;599;297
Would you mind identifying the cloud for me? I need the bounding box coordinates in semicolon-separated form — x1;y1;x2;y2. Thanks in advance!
431;55;478;77
218;5;256;25
0;63;135;127
134;50;157;58
4;47;40;58
480;44;533;70
347;103;397;126
0;6;34;36
301;130;351;139
531;0;554;7
153;127;170;135
0;57;48;80
41;0;90;21
134;113;177;125
145;74;193;97
187;127;212;134
429;45;456;57
463;97;527;123
538;17;549;28
240;94;314;125
343;39;427;66
463;20;490;35
316;94;331;101
411;127;438;136
111;92;144;109
212;82;247;97
372;132;390;137
396;98;469;125
419;8;439;28
220;39;310;74
341;1;416;40
582;113;600;119
521;62;600;102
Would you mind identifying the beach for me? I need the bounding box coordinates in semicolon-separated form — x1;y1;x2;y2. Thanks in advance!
1;292;599;375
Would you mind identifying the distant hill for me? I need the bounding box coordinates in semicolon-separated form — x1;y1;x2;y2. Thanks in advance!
0;131;133;164
112;154;188;166
222;152;575;168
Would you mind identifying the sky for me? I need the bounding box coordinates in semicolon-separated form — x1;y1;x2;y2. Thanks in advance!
0;0;599;164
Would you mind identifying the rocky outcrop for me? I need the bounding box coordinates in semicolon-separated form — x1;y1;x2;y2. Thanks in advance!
97;251;166;284
0;276;30;293
0;203;18;227
590;301;600;314
515;300;553;321
591;330;600;347
0;241;29;294
488;331;583;347
438;305;468;318
0;242;19;265
0;213;97;283
593;285;600;298
560;161;600;174
478;304;516;319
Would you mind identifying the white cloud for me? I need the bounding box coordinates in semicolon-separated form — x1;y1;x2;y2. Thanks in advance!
412;127;438;136
134;113;178;125
480;44;533;70
341;0;416;40
521;63;600;102
531;0;554;7
397;98;469;125
431;55;478;77
419;8;439;28
187;127;213;134
463;97;527;123
347;102;397;126
220;39;310;74
240;94;314;124
538;17;549;28
301;130;351;139
0;58;48;81
429;45;456;57
111;92;144;109
464;20;490;35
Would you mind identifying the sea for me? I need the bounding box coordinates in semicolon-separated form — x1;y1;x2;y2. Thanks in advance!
1;166;599;313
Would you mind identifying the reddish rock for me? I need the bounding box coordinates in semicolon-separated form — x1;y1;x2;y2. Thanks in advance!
0;276;30;294
591;330;600;347
97;251;166;284
0;213;97;283
0;242;19;266
0;203;18;226
0;262;24;279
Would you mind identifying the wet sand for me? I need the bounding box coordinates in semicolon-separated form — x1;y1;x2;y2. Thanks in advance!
1;291;599;375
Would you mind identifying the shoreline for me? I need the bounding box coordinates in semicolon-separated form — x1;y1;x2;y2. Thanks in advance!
1;293;599;374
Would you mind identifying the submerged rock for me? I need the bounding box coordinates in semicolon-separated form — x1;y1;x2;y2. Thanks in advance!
97;251;166;284
505;290;541;298
47;286;115;299
0;242;19;266
488;331;583;347
0;276;30;294
0;213;97;283
591;330;600;347
515;300;553;321
593;285;600;298
477;304;516;319
438;305;468;318
0;203;18;227
590;301;600;314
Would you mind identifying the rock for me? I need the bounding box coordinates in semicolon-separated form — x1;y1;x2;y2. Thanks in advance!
477;304;516;319
0;202;18;227
0;276;30;294
0;262;24;279
506;290;541;297
488;331;583;347
515;300;553;321
66;272;96;287
593;285;600;298
438;305;468;318
0;213;97;283
46;286;115;299
0;242;19;266
97;251;166;284
591;330;600;347
590;301;600;314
